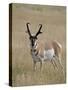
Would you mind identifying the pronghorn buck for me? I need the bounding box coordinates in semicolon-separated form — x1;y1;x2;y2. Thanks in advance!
26;22;63;71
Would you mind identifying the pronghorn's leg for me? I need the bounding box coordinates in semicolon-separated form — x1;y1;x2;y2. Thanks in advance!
55;55;64;74
40;61;42;70
55;55;63;69
51;56;58;69
53;56;58;68
33;61;36;71
51;59;55;69
53;60;58;69
58;55;63;69
58;57;64;72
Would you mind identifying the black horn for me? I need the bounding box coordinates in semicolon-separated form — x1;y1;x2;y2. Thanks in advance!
36;24;42;37
26;22;31;37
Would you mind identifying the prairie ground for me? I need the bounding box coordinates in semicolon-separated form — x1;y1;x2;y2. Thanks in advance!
11;3;66;86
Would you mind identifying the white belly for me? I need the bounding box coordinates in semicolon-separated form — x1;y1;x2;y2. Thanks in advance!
39;48;55;61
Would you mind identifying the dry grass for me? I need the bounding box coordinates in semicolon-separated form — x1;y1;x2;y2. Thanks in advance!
11;3;66;86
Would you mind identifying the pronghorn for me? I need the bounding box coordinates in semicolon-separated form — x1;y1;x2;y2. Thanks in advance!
26;22;63;71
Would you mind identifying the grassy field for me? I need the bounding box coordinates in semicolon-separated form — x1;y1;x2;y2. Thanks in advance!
11;3;66;86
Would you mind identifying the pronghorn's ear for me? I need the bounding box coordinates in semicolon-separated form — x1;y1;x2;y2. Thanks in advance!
35;24;42;37
26;22;31;37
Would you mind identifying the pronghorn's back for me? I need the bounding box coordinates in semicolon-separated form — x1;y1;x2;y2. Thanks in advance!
35;40;54;52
